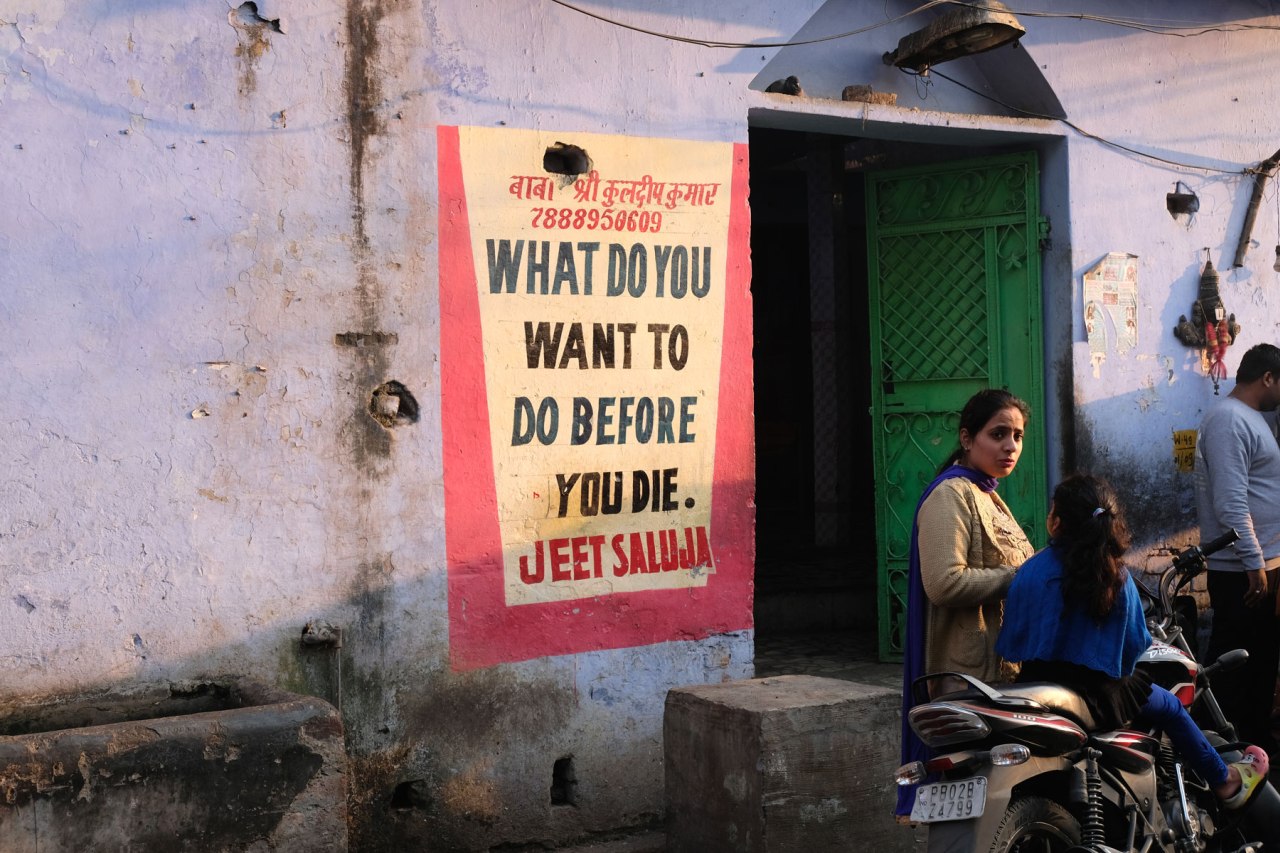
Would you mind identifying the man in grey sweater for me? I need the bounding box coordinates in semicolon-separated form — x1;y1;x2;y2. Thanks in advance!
1195;342;1280;762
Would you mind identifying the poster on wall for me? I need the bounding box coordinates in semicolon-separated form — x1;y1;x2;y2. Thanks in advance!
438;126;754;670
1083;251;1139;374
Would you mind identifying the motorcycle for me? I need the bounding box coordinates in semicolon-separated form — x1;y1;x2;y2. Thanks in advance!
895;528;1280;853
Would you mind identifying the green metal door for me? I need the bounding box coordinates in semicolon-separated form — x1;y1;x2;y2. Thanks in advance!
866;151;1048;662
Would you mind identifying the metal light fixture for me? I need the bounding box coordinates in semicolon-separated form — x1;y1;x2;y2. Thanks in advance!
883;1;1026;73
1166;181;1199;218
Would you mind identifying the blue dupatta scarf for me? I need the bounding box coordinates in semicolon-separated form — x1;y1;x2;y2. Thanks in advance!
895;464;999;816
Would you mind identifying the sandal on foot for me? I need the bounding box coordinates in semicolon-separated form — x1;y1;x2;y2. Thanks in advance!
1223;745;1270;810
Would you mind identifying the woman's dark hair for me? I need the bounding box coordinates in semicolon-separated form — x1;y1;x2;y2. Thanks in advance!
1052;473;1131;619
940;388;1032;471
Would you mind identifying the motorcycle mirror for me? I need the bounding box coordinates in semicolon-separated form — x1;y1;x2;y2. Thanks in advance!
1203;648;1249;680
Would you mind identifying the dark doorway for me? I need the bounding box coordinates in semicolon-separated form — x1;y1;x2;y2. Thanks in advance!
749;127;1036;673
749;127;877;656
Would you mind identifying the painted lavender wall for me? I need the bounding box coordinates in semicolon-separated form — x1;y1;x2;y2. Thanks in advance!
750;0;1280;562
1027;4;1280;557
4;0;1280;847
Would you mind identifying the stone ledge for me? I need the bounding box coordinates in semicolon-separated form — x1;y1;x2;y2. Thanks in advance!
0;677;348;852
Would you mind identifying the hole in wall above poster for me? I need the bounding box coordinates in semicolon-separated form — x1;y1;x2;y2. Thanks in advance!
543;142;592;179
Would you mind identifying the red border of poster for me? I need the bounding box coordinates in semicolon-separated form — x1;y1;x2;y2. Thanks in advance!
438;126;754;670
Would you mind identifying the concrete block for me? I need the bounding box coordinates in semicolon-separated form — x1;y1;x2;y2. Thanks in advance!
664;674;923;852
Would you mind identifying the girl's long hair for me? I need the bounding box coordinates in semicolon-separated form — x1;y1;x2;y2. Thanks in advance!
1053;473;1131;619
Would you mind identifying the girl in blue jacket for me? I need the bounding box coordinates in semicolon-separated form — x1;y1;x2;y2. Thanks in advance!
996;473;1266;809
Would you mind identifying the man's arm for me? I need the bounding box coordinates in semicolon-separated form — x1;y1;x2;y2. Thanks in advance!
1202;413;1263;567
1200;411;1269;603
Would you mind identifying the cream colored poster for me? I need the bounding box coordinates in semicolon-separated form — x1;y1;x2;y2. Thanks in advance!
1083;252;1139;372
455;127;733;606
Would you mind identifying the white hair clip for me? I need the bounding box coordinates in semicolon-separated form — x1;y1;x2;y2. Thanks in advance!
1092;507;1107;518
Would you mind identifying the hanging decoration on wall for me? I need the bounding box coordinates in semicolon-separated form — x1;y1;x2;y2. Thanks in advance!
1173;249;1240;394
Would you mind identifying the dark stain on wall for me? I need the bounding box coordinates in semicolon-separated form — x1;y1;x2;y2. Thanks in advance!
344;363;394;461
339;573;406;847
351;558;395;654
344;657;576;851
1070;412;1193;545
1072;405;1095;472
344;0;387;253
1053;351;1076;479
334;7;413;840
340;1;393;467
331;6;588;850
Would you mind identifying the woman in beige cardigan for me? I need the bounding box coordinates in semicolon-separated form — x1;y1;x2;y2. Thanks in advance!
897;388;1035;817
896;389;1034;814
913;390;1035;684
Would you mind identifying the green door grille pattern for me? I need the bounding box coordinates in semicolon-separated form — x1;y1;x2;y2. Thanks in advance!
874;162;1030;224
879;229;988;382
867;152;1047;662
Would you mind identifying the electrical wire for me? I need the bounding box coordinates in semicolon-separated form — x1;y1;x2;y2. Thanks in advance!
547;0;1280;51
546;0;954;49
922;66;1252;176
546;0;1280;178
956;3;1280;37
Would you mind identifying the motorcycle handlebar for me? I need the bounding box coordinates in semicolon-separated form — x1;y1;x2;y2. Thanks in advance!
1169;528;1239;579
1202;648;1249;681
1200;528;1241;559
1150;529;1240;635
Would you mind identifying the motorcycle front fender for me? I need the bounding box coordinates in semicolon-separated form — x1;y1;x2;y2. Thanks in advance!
924;756;1074;853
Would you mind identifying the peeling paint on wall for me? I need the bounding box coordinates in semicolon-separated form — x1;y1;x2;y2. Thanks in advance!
229;2;282;97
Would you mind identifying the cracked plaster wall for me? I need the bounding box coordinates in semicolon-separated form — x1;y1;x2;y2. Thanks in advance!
7;0;1280;847
0;1;767;847
1017;3;1280;564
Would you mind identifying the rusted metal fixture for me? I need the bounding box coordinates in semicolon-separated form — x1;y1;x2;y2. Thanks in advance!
883;1;1025;73
1166;181;1199;217
1232;146;1280;267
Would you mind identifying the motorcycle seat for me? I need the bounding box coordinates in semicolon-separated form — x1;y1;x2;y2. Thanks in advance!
997;682;1097;730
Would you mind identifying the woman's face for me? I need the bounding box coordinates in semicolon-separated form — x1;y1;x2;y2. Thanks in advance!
960;406;1025;479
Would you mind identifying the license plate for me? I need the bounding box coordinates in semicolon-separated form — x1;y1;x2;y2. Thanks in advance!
910;776;987;823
